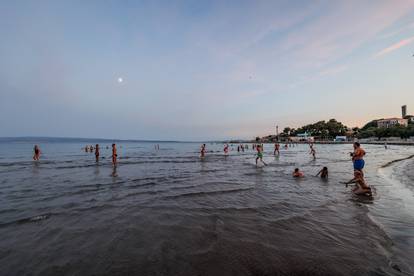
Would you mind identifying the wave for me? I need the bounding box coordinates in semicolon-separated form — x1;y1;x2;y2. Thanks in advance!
380;154;414;168
0;213;52;228
163;187;254;200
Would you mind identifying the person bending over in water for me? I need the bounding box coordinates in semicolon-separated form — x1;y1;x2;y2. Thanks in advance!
112;144;117;166
274;143;280;155
95;144;100;162
292;168;304;178
255;145;267;166
33;145;41;161
316;167;328;178
200;144;206;158
345;170;371;195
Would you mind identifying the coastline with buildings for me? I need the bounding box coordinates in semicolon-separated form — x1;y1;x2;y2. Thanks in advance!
252;105;414;145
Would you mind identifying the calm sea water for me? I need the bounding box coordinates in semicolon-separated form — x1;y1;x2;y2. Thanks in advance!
0;139;413;276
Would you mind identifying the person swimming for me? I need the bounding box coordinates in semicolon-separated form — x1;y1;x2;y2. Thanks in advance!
316;167;328;178
255;145;267;166
33;145;41;161
292;168;304;178
200;144;206;158
112;143;117;166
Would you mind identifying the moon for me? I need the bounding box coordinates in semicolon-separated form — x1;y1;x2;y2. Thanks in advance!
117;77;123;83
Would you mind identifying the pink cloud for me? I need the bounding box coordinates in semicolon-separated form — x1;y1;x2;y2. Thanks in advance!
374;36;414;57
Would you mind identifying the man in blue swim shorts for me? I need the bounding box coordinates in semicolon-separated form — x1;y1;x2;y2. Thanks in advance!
351;142;366;172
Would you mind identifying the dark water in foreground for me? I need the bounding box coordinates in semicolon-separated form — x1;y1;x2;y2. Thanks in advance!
0;140;414;276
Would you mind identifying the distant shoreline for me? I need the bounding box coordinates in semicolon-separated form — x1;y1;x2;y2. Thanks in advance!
2;137;414;146
258;141;414;146
0;137;199;143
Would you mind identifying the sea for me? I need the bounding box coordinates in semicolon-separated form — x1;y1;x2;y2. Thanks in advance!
0;138;413;276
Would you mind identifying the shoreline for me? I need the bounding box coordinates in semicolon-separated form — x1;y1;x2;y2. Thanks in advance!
250;141;414;146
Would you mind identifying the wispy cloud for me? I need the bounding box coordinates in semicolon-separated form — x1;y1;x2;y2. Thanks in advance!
374;36;414;58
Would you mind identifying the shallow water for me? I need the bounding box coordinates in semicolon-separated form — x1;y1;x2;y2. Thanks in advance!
0;140;413;276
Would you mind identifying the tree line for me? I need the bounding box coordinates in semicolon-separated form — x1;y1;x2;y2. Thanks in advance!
281;119;349;139
356;120;414;139
256;118;414;142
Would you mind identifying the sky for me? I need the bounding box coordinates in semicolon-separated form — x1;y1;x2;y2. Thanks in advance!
1;0;414;141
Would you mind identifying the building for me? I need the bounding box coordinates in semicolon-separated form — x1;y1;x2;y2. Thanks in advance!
402;105;407;118
404;115;414;123
377;118;408;128
402;105;414;122
290;132;314;142
334;136;347;142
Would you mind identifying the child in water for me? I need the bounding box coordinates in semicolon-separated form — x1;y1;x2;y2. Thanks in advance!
310;146;316;159
112;144;117;166
33;145;41;161
255;145;267;166
292;168;304;177
316;167;328;178
345;170;371;196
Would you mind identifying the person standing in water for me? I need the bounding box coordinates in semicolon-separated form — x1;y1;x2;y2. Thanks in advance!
316;167;328;178
310;145;316;159
112;144;117;166
255;145;267;166
33;145;41;161
274;143;280;155
200;144;206;158
95;144;100;162
351;142;365;174
224;144;229;155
